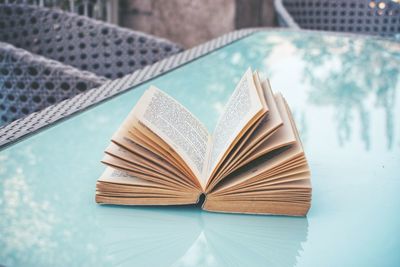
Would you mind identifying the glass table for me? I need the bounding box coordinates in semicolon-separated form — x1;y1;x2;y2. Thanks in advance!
1;29;399;267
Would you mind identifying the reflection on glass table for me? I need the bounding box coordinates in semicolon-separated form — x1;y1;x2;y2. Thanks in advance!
0;30;399;267
99;206;307;267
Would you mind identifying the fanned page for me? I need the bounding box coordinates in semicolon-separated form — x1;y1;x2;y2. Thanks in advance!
205;77;283;191
96;167;199;205
205;68;267;188
134;87;211;189
203;93;311;216
96;86;210;205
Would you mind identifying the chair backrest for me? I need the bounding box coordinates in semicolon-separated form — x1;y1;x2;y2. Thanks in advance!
0;42;106;125
0;4;183;79
277;0;400;37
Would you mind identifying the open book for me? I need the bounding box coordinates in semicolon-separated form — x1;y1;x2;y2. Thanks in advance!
96;68;312;216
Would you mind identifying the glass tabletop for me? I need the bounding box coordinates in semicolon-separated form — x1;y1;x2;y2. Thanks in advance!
1;30;399;267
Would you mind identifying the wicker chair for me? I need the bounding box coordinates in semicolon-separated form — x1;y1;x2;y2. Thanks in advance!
0;4;183;79
0;42;107;125
0;3;183;125
275;0;400;37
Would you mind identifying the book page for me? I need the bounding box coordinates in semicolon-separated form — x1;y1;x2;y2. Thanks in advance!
206;68;265;183
215;89;288;180
98;167;157;186
135;86;211;184
207;75;276;183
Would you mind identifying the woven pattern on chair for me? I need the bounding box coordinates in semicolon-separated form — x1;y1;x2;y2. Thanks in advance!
0;42;107;125
276;0;400;37
0;4;183;79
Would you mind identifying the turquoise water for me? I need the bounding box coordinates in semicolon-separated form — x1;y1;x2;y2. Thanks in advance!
1;30;399;267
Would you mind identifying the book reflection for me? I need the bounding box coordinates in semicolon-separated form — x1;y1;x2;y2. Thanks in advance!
99;205;308;267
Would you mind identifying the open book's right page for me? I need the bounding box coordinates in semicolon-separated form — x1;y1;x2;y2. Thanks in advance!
205;68;267;188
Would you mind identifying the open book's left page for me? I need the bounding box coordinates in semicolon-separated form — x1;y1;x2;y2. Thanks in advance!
96;167;200;205
96;87;208;204
134;87;212;189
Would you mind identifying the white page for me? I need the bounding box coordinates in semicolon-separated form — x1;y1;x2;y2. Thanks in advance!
206;68;264;181
135;86;211;183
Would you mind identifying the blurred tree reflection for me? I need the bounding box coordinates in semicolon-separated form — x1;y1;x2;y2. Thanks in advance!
211;32;400;150
216;32;400;150
291;34;399;150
